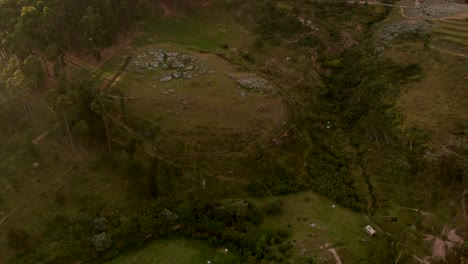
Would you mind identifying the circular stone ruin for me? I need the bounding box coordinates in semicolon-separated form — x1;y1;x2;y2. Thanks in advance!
115;46;287;154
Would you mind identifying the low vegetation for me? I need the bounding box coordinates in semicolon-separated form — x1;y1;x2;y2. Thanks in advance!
1;0;467;263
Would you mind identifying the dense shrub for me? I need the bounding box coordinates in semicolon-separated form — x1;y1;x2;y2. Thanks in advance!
265;200;283;216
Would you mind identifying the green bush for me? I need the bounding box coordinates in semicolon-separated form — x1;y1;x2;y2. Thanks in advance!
265;200;283;215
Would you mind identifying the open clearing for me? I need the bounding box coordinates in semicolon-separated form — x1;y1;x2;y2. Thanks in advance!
254;192;373;264
107;192;374;264
386;42;468;147
105;237;239;264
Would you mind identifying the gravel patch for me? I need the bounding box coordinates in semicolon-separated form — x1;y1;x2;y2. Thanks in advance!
229;74;275;94
372;20;432;53
404;0;468;18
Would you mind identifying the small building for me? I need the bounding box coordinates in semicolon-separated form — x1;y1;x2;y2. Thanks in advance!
365;225;377;236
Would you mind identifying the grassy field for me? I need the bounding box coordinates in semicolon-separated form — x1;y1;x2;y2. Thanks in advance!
385;42;468;146
134;3;255;52
254;192;373;264
105;237;240;264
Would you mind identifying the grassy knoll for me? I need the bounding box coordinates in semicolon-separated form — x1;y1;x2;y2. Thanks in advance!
386;42;468;146
104;44;287;200
115;45;285;146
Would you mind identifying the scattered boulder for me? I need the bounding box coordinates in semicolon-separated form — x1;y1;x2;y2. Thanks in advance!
231;75;275;93
129;49;210;81
172;72;182;79
404;0;468;18
160;75;173;83
161;209;179;221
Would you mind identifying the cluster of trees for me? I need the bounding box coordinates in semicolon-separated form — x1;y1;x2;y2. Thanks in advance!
11;198;294;263
0;0;156;63
0;0;158;135
0;56;44;121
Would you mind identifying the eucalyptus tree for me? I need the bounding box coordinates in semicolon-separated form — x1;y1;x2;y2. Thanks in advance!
22;55;45;92
91;92;115;153
1;57;33;119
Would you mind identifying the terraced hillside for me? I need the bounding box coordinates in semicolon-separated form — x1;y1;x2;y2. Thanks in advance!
432;18;468;54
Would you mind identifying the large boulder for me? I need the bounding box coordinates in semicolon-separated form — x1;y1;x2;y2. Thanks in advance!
161;208;179;221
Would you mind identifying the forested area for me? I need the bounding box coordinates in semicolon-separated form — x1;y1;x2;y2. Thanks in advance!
0;0;159;135
0;0;154;61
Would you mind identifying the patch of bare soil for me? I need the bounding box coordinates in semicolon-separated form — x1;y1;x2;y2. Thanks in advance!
421;227;465;262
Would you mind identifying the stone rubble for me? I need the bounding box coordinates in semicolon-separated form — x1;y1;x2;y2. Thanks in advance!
128;49;212;83
299;17;320;32
129;49;276;94
404;0;468;18
372;20;432;53
229;74;275;94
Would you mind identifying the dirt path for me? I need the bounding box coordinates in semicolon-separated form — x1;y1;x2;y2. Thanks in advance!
431;44;468;59
328;248;343;264
100;53;133;91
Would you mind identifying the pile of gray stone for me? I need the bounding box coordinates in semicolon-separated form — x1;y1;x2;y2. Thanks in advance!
404;0;468;18
128;49;212;83
299;17;320;32
372;20;432;53
229;74;274;93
